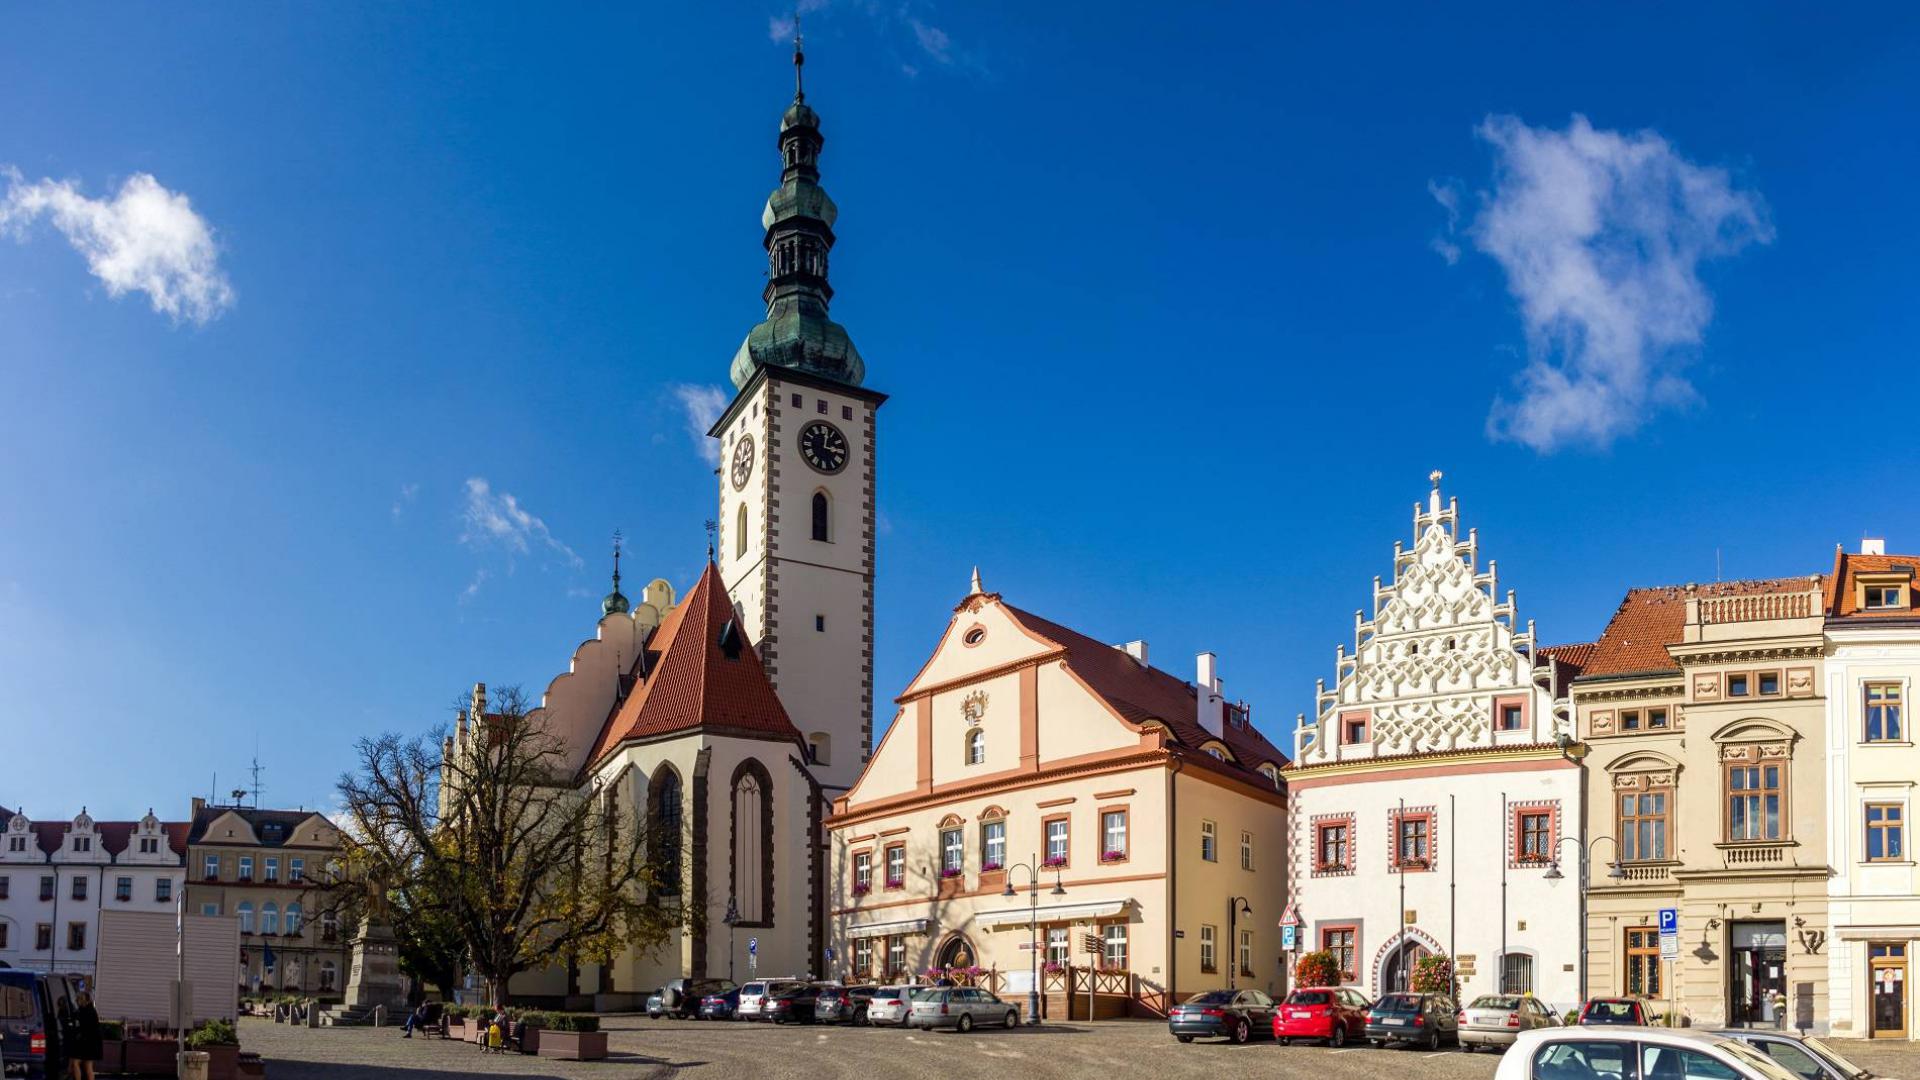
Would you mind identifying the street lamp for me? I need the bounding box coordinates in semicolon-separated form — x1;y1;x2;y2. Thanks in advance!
1227;897;1252;990
723;896;739;983
1003;854;1066;1025
1542;835;1622;997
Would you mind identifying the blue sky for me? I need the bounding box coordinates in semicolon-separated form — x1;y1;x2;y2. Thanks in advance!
4;4;1918;820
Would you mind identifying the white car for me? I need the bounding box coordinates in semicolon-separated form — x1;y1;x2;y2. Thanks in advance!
737;978;804;1022
865;985;920;1027
1498;1027;1808;1080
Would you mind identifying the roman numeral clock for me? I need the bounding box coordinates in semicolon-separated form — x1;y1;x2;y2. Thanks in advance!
798;421;849;474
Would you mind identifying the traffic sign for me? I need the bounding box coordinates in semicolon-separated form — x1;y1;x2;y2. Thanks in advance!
1282;925;1297;951
1660;935;1679;961
1658;908;1679;936
748;937;758;955
825;946;835;962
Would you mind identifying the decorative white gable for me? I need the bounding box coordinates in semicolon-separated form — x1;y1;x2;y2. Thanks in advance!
1295;474;1567;763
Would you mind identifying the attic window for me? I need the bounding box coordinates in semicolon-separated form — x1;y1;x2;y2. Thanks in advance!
1863;582;1909;610
963;627;987;647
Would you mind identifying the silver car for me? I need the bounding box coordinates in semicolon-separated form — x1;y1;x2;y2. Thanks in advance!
1710;1029;1878;1080
737;978;804;1022
866;985;920;1027
1459;993;1558;1050
907;986;1020;1032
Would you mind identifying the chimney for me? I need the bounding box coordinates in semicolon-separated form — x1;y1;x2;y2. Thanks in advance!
1196;652;1225;739
1863;537;1886;556
1118;640;1149;665
191;797;205;817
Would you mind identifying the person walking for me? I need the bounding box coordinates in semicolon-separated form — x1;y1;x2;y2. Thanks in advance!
67;991;102;1080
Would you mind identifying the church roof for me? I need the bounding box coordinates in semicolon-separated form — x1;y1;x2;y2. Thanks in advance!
583;561;801;772
999;603;1290;779
1578;576;1820;678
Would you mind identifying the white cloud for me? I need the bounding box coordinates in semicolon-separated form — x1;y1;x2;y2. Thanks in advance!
1442;115;1772;452
1427;179;1463;265
672;383;728;466
769;1;966;75
909;18;953;64
391;482;420;520
0;168;234;325
459;478;581;569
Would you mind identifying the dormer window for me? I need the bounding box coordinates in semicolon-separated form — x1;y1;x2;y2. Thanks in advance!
1864;584;1908;610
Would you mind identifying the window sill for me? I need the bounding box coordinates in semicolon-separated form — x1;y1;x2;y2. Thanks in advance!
1714;840;1798;850
1862;860;1915;867
1861;740;1913;748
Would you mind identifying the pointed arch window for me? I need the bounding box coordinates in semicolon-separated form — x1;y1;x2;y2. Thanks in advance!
731;760;775;925
735;503;748;560
811;491;830;542
652;766;684;896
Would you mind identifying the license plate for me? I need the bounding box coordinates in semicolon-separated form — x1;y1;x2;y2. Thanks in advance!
1385;1018;1406;1026
1289;1010;1309;1018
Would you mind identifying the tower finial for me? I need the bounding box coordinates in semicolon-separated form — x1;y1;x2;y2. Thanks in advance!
970;566;983;595
793;8;805;101
1429;469;1444;489
601;529;631;616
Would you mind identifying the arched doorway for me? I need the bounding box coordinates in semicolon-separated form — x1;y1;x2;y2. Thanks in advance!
1381;941;1430;993
936;934;977;971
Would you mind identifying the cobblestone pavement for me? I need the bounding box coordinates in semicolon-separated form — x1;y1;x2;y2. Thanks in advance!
240;1017;1920;1080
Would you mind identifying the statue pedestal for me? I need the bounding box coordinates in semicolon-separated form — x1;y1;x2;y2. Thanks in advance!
343;922;408;1013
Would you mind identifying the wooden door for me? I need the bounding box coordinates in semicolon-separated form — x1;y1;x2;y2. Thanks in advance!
1869;944;1907;1039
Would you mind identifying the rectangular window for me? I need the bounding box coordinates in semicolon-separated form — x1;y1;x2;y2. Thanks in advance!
1342;716;1368;744
201;903;218;917
852;851;873;893
204;855;219;879
238;856;253;880
156;878;172;903
1864;584;1906;610
1625;928;1662;996
940;827;964;875
1620;709;1641;731
71;877;87;901
1241;831;1254;871
982;820;1006;870
1498;703;1524;731
841;405;853;420
0;924;6;949
1321;927;1357;982
1238;929;1254;975
887;936;907;978
1045;817;1069;866
35;924;52;951
1867;804;1905;862
1866;683;1904;742
1045;926;1070;965
1501;953;1534;993
1518;811;1553;862
884;844;906;888
1316;822;1349;871
815;615;825;632
853;937;873;977
289;858;304;883
1727;673;1751;697
265;858;279;883
39;876;54;902
1199;925;1217;973
1619;789;1670;861
1100;810;1128;862
0;876;8;900
1757;671;1780;696
790;393;802;408
1101;922;1128;969
1727;761;1784;841
72;837;90;852
115;877;132;902
67;923;85;951
1200;820;1217;862
1394;813;1432;869
1647;707;1669;729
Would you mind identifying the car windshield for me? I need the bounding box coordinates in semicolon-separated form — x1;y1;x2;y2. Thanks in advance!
1802;1039;1870;1079
1721;1040;1815;1080
1376;994;1420;1013
1286;991;1331;1005
1471;996;1520;1009
1187;991;1237;1005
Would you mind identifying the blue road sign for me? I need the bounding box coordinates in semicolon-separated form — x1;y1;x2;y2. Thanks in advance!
825;946;835;962
1282;925;1297;950
1659;908;1679;936
748;937;758;955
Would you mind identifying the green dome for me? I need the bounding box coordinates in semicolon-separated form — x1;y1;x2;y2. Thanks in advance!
602;590;630;617
762;180;837;232
783;99;820;132
730;296;865;389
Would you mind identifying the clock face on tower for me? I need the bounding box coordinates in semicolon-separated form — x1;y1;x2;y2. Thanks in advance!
730;434;756;491
798;421;850;474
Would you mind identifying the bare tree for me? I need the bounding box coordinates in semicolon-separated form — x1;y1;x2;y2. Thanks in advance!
336;685;682;1006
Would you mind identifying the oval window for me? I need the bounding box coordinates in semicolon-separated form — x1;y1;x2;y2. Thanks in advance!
963;627;987;646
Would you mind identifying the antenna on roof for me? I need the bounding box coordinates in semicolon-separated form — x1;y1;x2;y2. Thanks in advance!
248;755;264;809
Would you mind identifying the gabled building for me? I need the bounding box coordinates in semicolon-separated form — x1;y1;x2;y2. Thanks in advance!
1822;539;1920;1040
184;802;349;996
1574;573;1830;1029
0;808;189;977
827;573;1289;1019
1286;475;1583;1011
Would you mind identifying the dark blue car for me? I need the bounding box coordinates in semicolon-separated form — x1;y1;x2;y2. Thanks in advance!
698;988;742;1020
0;969;81;1079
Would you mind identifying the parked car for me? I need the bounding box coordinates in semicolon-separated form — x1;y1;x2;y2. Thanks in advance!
738;978;805;1022
1366;991;1459;1050
1498;1026;1807;1080
1710;1029;1877;1080
645;989;666;1020
865;985;919;1027
907;987;1020;1033
1274;986;1371;1047
1168;988;1276;1044
815;986;878;1024
658;978;737;1019
766;984;833;1025
1578;998;1653;1026
1459;994;1558;1051
698;988;742;1021
0;968;80;1080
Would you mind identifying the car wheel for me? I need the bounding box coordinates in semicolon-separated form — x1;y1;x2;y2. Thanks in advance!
1278;1037;1291;1046
1232;1019;1250;1044
957;1014;974;1033
1178;1035;1195;1044
1330;1025;1347;1049
1426;1029;1440;1052
1004;1010;1018;1029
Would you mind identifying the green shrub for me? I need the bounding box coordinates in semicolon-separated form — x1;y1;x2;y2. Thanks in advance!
444;1004;472;1021
542;1012;599;1033
516;1011;552;1029
186;1019;239;1048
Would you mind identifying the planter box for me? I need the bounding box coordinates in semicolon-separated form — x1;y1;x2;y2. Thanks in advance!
201;1046;240;1080
519;1027;541;1055
122;1040;181;1076
536;1030;607;1061
98;1040;125;1074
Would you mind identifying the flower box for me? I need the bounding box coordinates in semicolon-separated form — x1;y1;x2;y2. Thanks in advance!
1041;856;1067;869
851;882;872;897
939;867;965;879
884;877;905;890
122;1039;180;1076
536;1030;607;1061
981;861;1004;872
1100;850;1125;863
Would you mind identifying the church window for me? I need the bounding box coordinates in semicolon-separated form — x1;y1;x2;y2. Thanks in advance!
791;393;802;407
732;763;770;923
964;627;986;646
965;728;985;765
817;398;827;414
808;733;830;765
652;767;684;896
841;405;852;420
735;504;748;559
815;615;825;632
812;491;830;541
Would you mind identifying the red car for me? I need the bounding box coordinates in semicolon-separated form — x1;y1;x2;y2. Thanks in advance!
1578;997;1652;1025
1274;986;1373;1046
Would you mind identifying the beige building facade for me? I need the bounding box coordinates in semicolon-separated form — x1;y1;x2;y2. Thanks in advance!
1574;576;1831;1030
828;578;1289;1018
183;802;349;998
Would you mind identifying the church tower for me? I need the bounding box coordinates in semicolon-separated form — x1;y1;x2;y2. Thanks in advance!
710;36;885;793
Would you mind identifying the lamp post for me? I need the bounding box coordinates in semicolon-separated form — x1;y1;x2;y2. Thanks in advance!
1544;832;1623;1000
1227;897;1251;990
1003;854;1065;1025
723;896;739;983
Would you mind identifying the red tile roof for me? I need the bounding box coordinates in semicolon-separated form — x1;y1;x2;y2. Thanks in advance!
1580;577;1820;677
584;561;801;771
1825;549;1920;619
1001;603;1290;778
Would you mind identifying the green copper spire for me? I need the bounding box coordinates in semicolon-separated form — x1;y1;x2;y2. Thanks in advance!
601;531;630;617
729;28;865;389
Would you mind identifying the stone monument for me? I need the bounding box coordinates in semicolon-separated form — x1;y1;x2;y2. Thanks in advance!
341;875;408;1016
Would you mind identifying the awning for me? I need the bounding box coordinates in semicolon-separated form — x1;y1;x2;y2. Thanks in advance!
975;899;1131;930
846;918;930;940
